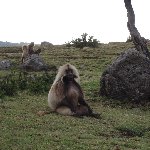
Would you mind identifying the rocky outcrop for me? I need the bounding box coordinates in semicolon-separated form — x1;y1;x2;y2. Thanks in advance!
20;54;53;71
100;48;150;101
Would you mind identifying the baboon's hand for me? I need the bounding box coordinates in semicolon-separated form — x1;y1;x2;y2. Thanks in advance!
90;112;101;119
88;106;93;114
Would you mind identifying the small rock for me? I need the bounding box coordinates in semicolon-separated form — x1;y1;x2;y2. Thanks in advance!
0;60;12;70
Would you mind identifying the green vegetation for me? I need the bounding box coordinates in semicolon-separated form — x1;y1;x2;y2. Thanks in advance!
66;33;99;48
0;70;55;98
0;42;150;150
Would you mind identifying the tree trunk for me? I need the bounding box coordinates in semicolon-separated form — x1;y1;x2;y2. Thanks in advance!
99;1;150;102
124;0;150;58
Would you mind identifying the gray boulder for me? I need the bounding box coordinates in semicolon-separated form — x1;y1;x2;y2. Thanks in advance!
0;60;12;70
100;48;150;101
21;54;51;71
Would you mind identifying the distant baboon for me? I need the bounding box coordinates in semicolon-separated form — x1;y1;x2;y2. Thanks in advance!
48;64;98;117
21;42;41;63
28;42;41;55
21;45;28;63
27;42;35;55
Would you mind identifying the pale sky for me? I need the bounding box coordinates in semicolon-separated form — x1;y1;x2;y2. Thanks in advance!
0;0;150;44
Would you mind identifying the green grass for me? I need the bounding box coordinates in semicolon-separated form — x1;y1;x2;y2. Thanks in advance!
0;42;150;150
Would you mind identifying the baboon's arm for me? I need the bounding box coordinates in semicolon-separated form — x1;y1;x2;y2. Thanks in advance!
78;97;93;114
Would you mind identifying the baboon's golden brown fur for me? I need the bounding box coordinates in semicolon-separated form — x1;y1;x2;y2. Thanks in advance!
21;45;28;63
48;63;93;117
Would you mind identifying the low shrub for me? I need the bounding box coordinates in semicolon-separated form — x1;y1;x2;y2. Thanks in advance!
66;33;100;48
0;70;55;98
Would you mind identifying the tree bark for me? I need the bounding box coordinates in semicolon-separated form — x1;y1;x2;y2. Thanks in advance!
124;0;150;58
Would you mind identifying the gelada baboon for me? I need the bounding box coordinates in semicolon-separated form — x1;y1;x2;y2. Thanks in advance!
21;42;42;63
21;42;34;63
21;45;28;63
27;42;35;55
28;42;41;55
48;63;98;117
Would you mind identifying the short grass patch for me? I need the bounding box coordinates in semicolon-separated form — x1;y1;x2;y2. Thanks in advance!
0;43;150;150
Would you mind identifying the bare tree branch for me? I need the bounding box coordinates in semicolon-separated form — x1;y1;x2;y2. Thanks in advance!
124;0;150;58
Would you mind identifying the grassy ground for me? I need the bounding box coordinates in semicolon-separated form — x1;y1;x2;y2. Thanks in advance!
0;42;150;150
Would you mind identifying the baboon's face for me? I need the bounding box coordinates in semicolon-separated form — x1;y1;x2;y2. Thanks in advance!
30;42;34;46
63;68;77;82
